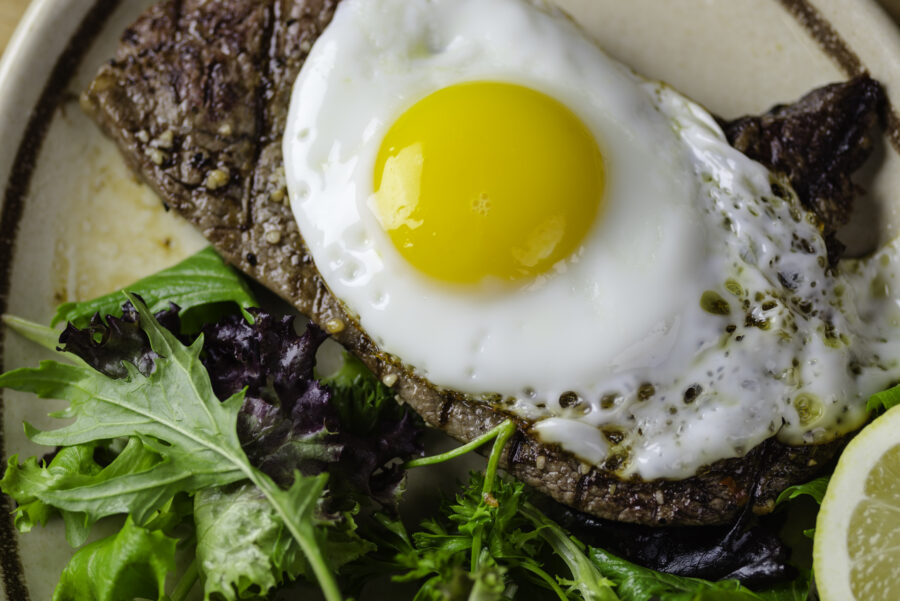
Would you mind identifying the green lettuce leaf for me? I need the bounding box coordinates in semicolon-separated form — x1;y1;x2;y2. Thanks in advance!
50;247;256;330
194;482;374;601
585;546;810;601
0;445;97;546
775;476;829;506
51;515;177;601
867;384;900;414
0;326;248;525
194;483;306;601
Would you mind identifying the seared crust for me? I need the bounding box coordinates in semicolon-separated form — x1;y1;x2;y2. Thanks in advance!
720;76;885;261
82;0;876;525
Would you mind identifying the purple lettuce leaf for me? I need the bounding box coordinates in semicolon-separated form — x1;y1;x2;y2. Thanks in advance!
201;312;424;504
58;301;180;379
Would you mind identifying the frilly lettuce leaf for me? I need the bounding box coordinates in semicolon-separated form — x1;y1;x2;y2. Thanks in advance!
194;483;374;600
51;515;177;601
323;353;424;506
0;445;97;546
194;483;307;600
201;313;423;504
56;301;181;378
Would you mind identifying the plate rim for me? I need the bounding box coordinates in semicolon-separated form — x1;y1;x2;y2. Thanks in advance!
0;0;898;599
0;2;124;599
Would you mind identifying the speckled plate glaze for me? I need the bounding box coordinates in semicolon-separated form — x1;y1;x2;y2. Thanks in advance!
1;1;899;599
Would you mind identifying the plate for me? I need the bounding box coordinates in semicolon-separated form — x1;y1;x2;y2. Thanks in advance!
1;1;899;599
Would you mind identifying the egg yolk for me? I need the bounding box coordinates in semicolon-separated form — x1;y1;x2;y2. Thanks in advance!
373;82;604;284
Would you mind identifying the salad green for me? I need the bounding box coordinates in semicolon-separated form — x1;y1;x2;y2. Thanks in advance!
0;248;829;600
50;246;256;330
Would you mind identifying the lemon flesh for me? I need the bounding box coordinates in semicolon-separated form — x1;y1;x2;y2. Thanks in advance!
814;405;900;601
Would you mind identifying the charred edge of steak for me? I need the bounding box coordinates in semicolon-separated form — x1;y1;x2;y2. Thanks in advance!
719;75;887;264
81;0;876;525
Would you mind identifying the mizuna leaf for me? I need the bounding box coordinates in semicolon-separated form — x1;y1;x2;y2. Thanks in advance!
1;293;250;525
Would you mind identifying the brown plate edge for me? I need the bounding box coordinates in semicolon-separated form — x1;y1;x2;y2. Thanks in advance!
779;0;900;152
0;1;122;599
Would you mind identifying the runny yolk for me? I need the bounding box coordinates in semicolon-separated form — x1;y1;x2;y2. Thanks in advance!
372;81;605;284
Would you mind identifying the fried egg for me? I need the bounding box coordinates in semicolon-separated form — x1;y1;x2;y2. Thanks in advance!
283;0;900;479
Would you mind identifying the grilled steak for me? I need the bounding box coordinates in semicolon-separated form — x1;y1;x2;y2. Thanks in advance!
81;0;884;526
720;77;885;263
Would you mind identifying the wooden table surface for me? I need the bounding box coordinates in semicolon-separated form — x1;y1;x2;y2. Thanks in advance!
1;0;899;61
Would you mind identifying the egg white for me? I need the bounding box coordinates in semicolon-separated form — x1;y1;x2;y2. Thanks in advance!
284;0;900;479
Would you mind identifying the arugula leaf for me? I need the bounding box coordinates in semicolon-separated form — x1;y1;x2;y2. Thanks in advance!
1;314;66;352
0;346;248;525
51;247;255;330
2;439;192;549
51;516;177;601
775;476;829;506
255;470;346;601
867;384;900;414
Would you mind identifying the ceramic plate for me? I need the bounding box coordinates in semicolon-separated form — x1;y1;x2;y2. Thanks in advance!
1;1;899;599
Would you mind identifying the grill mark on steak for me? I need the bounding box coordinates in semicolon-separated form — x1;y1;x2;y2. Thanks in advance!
574;469;597;512
505;429;526;466
81;0;882;526
438;398;453;427
245;3;277;230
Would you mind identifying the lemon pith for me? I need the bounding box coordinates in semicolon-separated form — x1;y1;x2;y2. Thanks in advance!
813;405;900;601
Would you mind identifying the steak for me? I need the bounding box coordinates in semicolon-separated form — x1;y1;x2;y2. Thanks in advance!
81;0;885;526
720;77;885;263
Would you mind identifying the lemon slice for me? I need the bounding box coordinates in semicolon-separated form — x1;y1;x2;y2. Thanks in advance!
813;405;900;601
